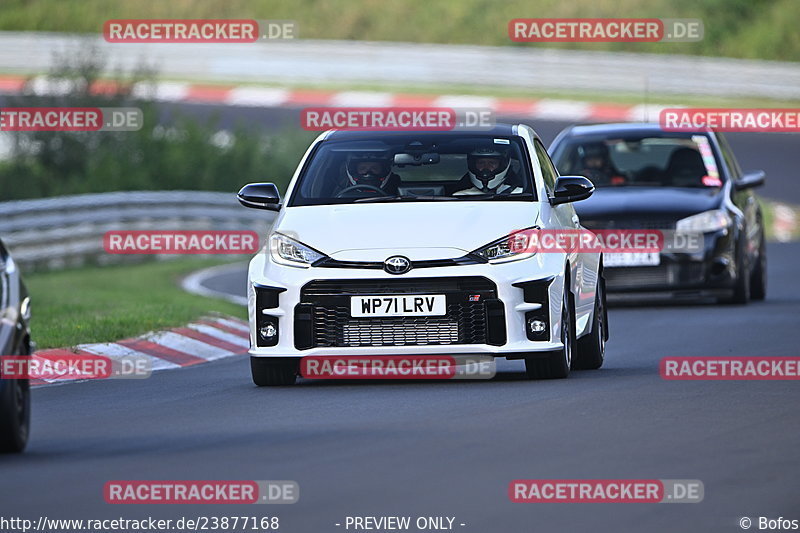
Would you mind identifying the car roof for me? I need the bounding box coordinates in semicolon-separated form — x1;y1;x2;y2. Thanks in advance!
563;122;714;137
324;123;520;141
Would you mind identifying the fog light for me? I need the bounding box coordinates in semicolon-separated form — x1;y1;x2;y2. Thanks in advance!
259;323;277;340
528;319;546;334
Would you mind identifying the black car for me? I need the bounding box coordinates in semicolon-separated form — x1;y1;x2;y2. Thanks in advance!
0;239;33;453
549;123;766;303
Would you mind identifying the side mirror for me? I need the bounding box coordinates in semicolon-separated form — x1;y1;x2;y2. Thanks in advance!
237;182;281;211
550;176;595;205
734;170;765;191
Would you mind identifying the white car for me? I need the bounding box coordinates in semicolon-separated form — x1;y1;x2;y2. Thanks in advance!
238;124;607;386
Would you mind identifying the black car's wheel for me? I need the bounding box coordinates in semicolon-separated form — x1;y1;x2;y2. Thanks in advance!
0;339;31;453
251;357;298;386
749;233;767;301
574;276;607;370
525;280;574;380
725;245;750;305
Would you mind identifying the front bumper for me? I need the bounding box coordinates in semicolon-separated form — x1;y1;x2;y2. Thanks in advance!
247;250;569;358
604;229;737;295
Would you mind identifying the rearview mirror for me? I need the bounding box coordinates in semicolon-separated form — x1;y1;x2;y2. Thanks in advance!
550;176;595;205
237;182;282;211
393;152;440;166
735;170;765;191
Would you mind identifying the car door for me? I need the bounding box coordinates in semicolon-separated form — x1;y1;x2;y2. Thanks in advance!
717;133;761;257
0;242;12;355
533;139;598;328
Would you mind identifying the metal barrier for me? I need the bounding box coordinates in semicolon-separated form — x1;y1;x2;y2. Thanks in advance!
0;191;276;270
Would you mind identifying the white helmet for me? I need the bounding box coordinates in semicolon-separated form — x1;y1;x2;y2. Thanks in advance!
467;147;511;191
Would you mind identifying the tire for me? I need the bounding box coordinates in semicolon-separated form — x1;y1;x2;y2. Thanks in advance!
749;234;767;301
574;276;607;370
0;339;31;453
724;245;750;305
251;357;298;387
525;278;574;380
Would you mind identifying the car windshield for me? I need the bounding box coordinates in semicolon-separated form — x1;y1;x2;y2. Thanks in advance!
552;133;724;189
288;133;536;206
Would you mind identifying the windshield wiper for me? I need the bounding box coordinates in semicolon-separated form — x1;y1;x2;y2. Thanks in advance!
353;195;458;203
452;192;536;201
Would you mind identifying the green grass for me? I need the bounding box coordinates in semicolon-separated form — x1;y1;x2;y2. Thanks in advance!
1;0;799;61
25;258;247;350
760;198;800;242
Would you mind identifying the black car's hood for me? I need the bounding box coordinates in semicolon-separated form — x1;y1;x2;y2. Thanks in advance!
574;186;724;221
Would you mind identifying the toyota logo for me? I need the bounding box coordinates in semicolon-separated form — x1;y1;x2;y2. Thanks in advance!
384;256;412;275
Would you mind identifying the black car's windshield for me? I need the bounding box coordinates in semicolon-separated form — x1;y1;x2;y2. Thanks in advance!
289;134;536;206
552;133;724;189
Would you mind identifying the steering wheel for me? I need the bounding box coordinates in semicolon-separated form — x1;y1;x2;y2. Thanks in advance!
335;184;390;198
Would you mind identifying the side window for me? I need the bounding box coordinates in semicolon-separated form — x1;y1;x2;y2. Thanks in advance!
715;133;742;180
534;139;557;194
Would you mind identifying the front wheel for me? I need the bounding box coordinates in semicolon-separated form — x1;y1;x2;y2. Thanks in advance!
574;276;607;370
251;357;298;387
749;234;767;301
723;247;750;305
0;335;31;453
525;283;574;380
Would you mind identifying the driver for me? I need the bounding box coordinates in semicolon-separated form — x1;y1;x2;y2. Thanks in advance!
341;152;401;195
454;146;522;195
578;143;626;186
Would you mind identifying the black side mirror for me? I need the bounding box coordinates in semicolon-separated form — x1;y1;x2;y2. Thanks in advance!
237;182;281;211
550;176;595;205
734;170;765;191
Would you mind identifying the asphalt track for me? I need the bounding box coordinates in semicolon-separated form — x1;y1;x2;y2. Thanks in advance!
2;243;798;532
2;104;799;533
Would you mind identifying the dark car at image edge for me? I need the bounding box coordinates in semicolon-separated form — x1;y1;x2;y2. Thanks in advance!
0;238;33;453
549;123;766;304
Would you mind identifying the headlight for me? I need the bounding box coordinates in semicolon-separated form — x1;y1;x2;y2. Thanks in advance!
676;209;732;233
269;233;327;267
472;228;537;264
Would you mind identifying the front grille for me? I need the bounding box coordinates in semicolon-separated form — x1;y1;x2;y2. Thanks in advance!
605;266;669;288
605;263;705;289
314;304;483;346
297;277;502;348
581;219;677;231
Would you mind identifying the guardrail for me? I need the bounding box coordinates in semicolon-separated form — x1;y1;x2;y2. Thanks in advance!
1;32;799;99
0;191;276;271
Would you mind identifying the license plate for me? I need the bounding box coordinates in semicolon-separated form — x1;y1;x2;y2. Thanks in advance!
604;252;661;267
351;295;446;317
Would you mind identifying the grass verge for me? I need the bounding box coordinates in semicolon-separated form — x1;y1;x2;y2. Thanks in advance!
26;258;247;350
1;0;799;61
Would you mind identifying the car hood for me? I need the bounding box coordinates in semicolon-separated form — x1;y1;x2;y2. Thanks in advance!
275;202;541;260
574;186;724;221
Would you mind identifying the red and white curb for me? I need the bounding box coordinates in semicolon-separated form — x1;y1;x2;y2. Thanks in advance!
29;315;249;387
0;74;677;123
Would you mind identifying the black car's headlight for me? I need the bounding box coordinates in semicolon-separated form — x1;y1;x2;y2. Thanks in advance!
269;233;327;267
472;227;538;264
676;209;732;233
